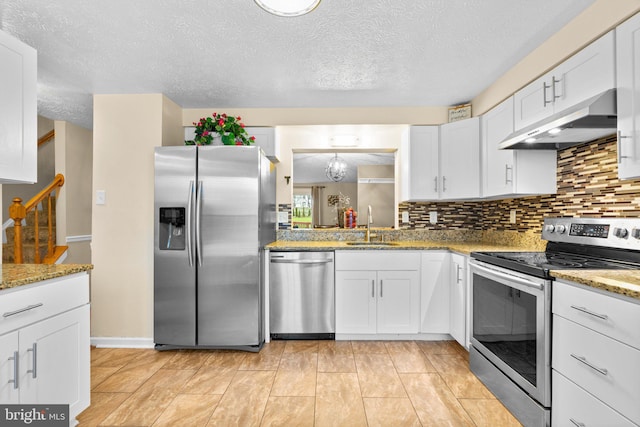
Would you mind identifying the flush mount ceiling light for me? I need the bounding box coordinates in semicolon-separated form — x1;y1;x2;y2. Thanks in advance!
254;0;321;17
325;153;348;182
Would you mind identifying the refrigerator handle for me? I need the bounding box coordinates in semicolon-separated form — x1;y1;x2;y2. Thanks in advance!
186;180;194;266
196;180;203;267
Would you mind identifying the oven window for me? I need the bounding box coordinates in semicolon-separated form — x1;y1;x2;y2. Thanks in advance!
473;274;538;386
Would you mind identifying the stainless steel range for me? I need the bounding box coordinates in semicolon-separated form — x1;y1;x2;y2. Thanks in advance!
469;217;640;427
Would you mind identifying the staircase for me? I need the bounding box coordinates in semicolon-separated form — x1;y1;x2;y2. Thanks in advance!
3;200;59;263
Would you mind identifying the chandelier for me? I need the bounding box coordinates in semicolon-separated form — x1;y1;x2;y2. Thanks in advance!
325;154;348;182
254;0;321;17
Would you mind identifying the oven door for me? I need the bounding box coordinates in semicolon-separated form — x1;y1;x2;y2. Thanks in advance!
470;260;551;407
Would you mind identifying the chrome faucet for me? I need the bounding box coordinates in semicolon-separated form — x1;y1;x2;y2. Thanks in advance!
365;205;373;242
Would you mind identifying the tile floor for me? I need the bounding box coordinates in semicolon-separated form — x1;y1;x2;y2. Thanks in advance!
79;340;522;426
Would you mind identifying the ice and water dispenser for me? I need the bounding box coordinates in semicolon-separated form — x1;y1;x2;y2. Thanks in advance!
158;207;186;250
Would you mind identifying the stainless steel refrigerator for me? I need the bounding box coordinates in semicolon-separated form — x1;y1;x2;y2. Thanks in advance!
153;145;275;351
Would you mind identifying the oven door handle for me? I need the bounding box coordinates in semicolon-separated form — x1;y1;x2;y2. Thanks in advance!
471;262;544;291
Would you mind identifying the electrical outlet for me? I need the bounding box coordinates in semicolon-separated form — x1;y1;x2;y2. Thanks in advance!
277;212;289;223
429;211;437;224
402;211;409;223
510;209;516;224
96;190;106;205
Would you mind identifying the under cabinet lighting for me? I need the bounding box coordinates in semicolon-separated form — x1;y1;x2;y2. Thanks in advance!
548;128;562;135
254;0;321;17
525;137;537;143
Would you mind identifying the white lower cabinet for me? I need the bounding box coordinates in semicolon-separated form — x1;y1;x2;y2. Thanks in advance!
552;280;640;426
335;251;420;335
0;273;90;424
420;251;450;333
449;252;468;348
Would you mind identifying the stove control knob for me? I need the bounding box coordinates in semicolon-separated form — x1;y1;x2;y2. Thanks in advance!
556;225;566;234
614;227;629;239
545;225;555;233
632;228;640;240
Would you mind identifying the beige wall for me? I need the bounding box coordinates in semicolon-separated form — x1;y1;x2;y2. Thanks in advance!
357;165;395;228
54;120;93;264
91;94;181;338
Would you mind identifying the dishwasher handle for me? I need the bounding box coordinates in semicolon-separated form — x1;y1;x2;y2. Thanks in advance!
270;258;333;264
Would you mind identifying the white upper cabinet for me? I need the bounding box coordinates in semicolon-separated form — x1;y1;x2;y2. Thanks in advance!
514;31;615;130
440;117;480;200
617;12;640;179
402;126;439;201
244;126;279;162
0;30;37;184
482;97;557;198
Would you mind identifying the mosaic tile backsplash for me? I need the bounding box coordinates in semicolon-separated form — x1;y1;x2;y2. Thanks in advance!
399;135;640;233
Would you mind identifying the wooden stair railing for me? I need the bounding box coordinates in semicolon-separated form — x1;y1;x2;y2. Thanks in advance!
9;173;66;264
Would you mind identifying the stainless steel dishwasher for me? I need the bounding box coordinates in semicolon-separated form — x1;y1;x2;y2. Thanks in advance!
269;251;335;339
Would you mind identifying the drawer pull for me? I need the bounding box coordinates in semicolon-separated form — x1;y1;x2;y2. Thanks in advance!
8;351;19;389
570;353;608;376
27;343;37;379
3;303;44;318
570;305;608;320
569;419;585;427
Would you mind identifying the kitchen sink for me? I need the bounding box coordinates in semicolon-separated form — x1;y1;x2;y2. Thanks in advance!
346;241;398;246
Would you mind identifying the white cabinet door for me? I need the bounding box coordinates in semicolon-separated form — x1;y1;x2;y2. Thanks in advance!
514;31;615;131
245;127;278;162
403;126;439;201
0;29;37;184
440;118;480;200
449;253;467;347
20;305;90;420
617;12;640;179
420;252;450;334
376;270;420;334
0;332;20;403
336;270;377;334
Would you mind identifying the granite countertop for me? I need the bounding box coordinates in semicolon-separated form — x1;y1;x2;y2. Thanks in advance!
1;264;94;290
551;270;640;301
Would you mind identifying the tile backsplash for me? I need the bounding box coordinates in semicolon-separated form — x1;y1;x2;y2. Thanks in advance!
399;135;640;234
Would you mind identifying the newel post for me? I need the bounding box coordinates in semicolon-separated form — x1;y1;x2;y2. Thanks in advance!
9;197;26;264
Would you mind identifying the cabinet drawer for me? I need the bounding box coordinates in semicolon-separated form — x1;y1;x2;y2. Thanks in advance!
552;370;637;427
553;280;640;350
335;250;420;271
0;273;89;335
553;315;640;425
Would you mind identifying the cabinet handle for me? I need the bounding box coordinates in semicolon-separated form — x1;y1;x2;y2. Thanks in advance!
617;130;631;163
505;164;513;184
570;353;608;376
8;351;19;389
371;280;375;298
570;305;608;320
3;303;43;318
543;81;552;106
569;419;585;427
552;76;561;101
442;176;447;192
27;343;37;379
434;176;438;193
456;264;463;283
380;280;383;298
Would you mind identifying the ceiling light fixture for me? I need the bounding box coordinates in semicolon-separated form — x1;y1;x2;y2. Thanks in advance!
254;0;321;17
325;154;348;182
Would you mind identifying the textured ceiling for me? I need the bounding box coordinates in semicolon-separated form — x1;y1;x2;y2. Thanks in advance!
0;0;595;129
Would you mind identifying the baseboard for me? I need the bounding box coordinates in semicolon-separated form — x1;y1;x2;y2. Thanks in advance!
335;333;453;341
91;337;155;348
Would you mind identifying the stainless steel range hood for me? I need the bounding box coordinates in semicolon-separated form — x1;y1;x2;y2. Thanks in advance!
498;89;617;150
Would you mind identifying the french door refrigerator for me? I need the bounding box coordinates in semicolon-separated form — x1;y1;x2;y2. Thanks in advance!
154;145;275;351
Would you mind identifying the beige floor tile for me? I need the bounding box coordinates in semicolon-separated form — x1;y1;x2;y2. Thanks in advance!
76;392;130;426
239;351;282;371
283;340;319;353
92;352;175;393
415;340;460;356
363;397;421;427
100;369;196;426
261;340;287;354
400;373;475;427
203;350;248;368
91;366;119;390
271;353;317;396
163;350;211;370
460;398;523;427
385;341;437;373
181;366;237;394
260;396;315;427
318;340;353;355
351;341;389;354
429;352;472;375
317;352;357;373
206;370;275;426
152;393;222;427
91;347;142;368
439;371;495;399
315;372;367;427
355;353;406;398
